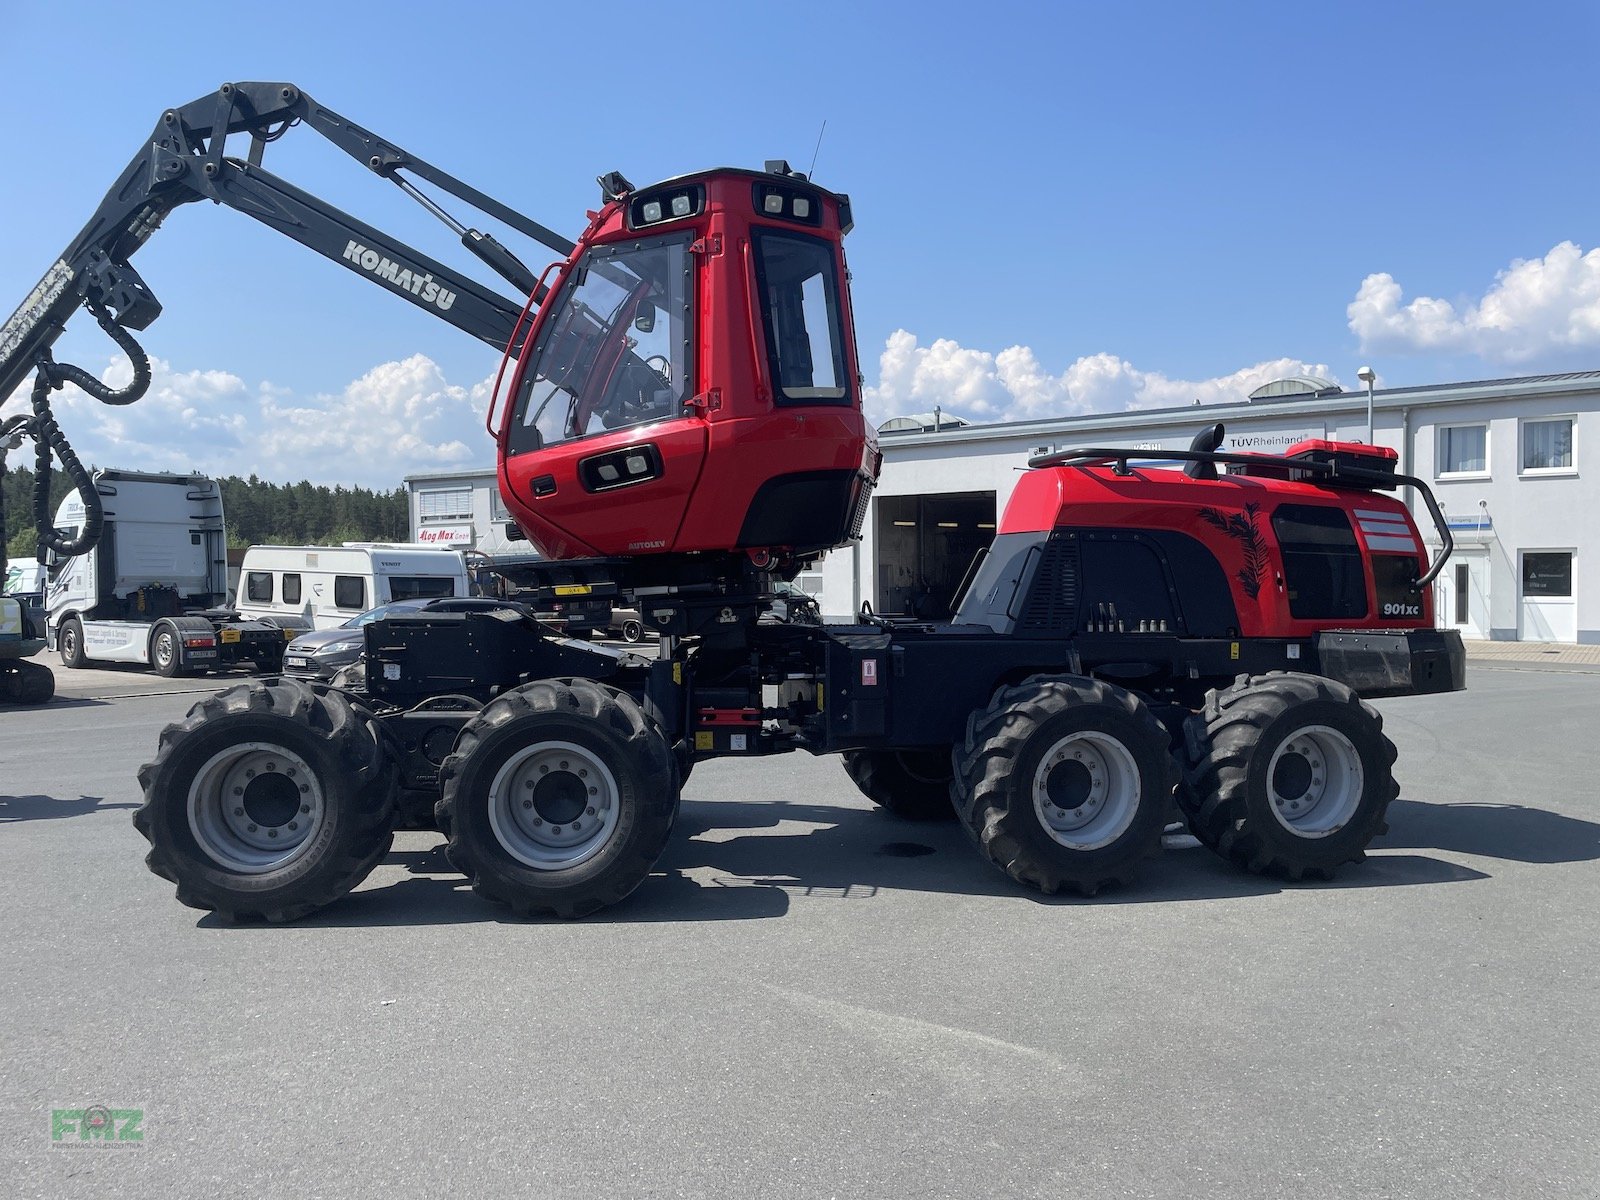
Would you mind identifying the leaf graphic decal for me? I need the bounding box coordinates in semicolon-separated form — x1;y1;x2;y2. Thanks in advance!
1198;502;1265;599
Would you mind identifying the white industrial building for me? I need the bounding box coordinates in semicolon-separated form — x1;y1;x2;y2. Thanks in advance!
407;369;1598;645
403;467;526;557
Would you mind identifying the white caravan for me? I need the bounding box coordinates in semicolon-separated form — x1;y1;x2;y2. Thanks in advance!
235;543;471;630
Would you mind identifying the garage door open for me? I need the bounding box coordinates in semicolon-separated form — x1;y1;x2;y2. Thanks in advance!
876;491;996;618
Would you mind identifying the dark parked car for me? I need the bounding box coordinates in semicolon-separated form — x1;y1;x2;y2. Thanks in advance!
281;596;538;682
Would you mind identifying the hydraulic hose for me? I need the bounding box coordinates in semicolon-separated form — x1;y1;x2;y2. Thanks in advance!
3;300;152;577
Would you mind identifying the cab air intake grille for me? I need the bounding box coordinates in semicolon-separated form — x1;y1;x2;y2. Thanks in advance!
1020;535;1079;632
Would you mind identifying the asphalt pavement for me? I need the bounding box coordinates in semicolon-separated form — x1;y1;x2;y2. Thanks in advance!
1;660;1597;1198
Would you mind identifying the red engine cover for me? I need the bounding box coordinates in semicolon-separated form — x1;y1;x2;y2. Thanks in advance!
1001;461;1436;635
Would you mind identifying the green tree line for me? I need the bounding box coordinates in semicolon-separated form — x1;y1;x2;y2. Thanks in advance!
3;465;408;560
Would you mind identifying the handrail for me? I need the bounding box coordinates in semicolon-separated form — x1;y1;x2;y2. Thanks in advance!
1032;445;1454;591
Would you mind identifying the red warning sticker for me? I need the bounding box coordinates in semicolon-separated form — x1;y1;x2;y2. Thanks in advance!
861;658;879;686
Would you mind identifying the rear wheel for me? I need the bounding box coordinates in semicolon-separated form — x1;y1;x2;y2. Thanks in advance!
1178;673;1397;880
151;625;185;678
620;619;644;643
952;675;1174;896
841;749;956;820
59;618;86;668
133;678;397;921
439;678;676;918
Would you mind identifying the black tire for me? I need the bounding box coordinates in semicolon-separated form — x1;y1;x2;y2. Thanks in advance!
952;675;1175;896
59;617;87;668
133;678;397;922
621;619;644;643
841;749;957;820
17;660;54;705
1178;673;1398;880
151;624;185;678
438;678;675;919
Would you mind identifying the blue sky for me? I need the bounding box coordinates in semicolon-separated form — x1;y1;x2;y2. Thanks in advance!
4;0;1600;486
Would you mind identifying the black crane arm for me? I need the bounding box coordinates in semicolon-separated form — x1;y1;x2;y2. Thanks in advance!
0;81;586;577
0;81;575;407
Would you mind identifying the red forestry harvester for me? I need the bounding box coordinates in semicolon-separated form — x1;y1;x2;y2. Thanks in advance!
0;83;1462;920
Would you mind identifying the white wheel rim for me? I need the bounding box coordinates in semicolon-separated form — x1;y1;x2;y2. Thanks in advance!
487;740;622;870
155;633;174;669
187;742;326;873
1031;731;1142;851
1265;724;1364;838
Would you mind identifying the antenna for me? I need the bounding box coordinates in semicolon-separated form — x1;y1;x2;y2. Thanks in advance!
808;119;828;179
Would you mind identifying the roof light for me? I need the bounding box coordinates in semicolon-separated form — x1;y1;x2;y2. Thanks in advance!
641;200;663;223
671;194;692;217
792;197;811;219
763;192;784;214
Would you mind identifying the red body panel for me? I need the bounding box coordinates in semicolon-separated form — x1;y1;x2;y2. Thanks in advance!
495;172;873;561
1001;461;1435;636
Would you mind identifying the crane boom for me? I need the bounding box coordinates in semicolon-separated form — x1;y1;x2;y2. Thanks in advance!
0;81;573;406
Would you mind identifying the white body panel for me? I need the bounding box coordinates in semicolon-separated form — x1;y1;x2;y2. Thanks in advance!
77;620;160;664
236;543;470;630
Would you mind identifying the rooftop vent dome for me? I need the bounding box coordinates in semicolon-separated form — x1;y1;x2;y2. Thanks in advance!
877;411;971;433
1248;375;1340;400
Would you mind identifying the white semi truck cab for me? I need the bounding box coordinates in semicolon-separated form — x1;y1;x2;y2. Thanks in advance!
45;469;309;676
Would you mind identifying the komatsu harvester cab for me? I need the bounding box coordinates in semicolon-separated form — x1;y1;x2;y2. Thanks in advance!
494;166;878;567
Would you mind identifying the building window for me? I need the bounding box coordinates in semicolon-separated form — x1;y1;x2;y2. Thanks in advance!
418;487;473;522
334;575;367;609
1522;552;1572;599
489;487;511;523
246;571;273;603
282;573;302;605
1521;417;1574;473
1436;424;1488;476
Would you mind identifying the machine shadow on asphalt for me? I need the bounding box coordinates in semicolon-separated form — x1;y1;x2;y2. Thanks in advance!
1378;799;1600;864
177;793;1600;930
0;793;139;822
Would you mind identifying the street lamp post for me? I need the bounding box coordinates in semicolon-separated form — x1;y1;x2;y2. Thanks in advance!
1357;365;1376;444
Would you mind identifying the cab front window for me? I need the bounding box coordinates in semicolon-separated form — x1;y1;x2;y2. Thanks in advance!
507;234;693;455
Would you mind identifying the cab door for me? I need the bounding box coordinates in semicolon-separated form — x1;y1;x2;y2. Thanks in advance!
499;232;705;559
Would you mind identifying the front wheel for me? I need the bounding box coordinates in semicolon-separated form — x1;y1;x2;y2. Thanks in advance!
59;618;87;669
133;679;397;921
1178;673;1397;880
1;661;56;705
439;679;676;919
952;675;1175;896
620;619;644;644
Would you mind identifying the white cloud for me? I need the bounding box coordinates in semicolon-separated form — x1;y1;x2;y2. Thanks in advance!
3;334;1340;488
864;329;1337;424
1348;240;1600;362
1;353;496;488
